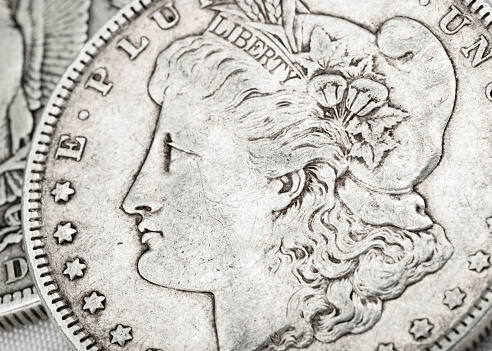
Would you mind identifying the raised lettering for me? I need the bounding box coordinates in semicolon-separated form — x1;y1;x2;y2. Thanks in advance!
207;16;301;83
269;55;290;75
440;6;471;35
150;2;180;30
232;28;253;49
211;15;238;39
247;38;267;57
4;257;28;284
117;36;150;60
55;135;87;161
462;36;492;67
256;46;277;68
225;23;241;41
85;68;113;96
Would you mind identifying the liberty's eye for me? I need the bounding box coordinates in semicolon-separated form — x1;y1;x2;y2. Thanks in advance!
163;133;201;173
163;133;172;172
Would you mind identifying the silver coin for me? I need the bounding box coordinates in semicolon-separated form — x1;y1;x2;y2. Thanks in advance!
0;0;130;331
22;0;492;350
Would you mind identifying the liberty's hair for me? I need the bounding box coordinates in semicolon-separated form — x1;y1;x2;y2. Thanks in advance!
149;34;453;350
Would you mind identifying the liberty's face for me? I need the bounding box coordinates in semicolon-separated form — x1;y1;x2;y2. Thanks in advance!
121;12;456;349
122;95;285;293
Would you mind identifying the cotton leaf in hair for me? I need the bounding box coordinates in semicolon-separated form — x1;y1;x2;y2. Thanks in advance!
346;103;407;169
346;109;405;146
328;38;350;68
310;27;333;66
370;105;408;135
295;30;358;77
350;135;398;170
338;56;372;78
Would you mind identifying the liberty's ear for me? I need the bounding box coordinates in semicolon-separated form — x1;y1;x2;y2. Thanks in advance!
271;169;306;212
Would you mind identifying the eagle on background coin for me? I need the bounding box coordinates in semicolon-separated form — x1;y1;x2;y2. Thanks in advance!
0;0;90;252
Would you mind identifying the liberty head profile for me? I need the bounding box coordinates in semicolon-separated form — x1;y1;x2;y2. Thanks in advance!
123;1;455;350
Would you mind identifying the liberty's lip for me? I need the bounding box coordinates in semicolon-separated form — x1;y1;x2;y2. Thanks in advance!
137;221;164;245
141;231;163;245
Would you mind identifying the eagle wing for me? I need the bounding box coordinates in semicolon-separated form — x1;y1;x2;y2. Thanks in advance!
0;0;90;207
19;0;91;110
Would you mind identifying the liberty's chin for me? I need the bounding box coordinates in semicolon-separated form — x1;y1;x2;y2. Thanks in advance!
137;248;220;293
137;248;166;287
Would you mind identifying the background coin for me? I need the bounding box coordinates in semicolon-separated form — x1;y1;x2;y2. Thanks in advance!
0;0;130;349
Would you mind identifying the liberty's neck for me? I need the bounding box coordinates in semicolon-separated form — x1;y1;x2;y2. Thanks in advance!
213;258;298;351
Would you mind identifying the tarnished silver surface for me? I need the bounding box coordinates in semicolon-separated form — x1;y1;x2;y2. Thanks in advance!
0;0;130;332
21;0;492;350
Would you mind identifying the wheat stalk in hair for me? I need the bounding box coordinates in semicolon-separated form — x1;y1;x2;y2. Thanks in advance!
237;0;267;22
264;0;282;24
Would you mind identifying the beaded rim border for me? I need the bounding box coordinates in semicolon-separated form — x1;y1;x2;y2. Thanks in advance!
21;0;492;350
462;0;492;30
22;1;158;349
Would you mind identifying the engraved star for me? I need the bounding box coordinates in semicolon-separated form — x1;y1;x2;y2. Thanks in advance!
110;324;133;347
468;250;491;273
409;318;433;340
83;292;105;314
53;223;77;244
51;181;75;203
377;343;396;351
443;287;466;310
63;258;87;280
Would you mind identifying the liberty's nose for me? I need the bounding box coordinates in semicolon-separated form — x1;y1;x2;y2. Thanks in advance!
122;171;165;217
123;129;174;218
122;148;167;218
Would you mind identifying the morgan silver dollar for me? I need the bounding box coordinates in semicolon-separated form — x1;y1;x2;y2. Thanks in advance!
22;0;492;350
